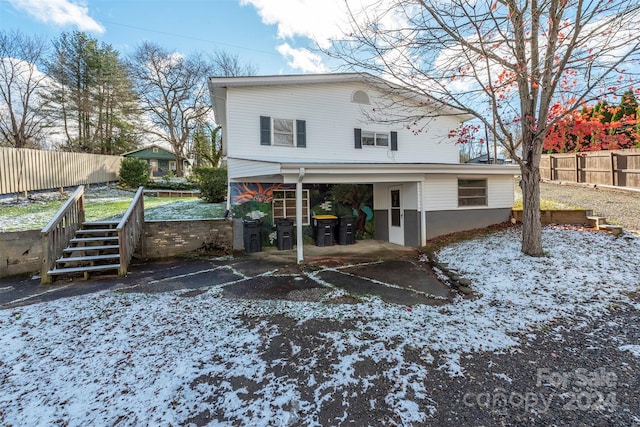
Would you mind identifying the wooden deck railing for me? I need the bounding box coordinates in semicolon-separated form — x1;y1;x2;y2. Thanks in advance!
41;185;85;284
117;186;145;276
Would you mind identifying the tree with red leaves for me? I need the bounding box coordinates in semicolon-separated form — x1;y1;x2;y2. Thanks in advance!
545;91;640;152
329;0;640;256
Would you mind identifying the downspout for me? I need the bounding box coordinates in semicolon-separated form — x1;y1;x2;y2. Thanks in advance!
296;167;305;263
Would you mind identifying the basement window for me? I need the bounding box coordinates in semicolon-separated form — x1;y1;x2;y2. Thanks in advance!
458;179;487;206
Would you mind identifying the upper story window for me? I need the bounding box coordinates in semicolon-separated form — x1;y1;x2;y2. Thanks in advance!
354;128;397;151
352;90;370;104
362;131;389;147
273;118;294;146
458;179;488;206
152;147;159;153
260;116;306;148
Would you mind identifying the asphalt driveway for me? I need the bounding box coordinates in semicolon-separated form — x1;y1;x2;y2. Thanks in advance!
0;241;452;309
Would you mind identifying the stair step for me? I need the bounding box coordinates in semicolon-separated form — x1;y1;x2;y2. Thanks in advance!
70;236;119;243
47;264;121;276
56;254;121;263
83;220;120;227
76;228;118;235
63;245;120;253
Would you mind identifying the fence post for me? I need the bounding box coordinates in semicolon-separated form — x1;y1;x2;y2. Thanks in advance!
575;153;579;183
549;155;554;181
609;151;620;185
610;152;616;186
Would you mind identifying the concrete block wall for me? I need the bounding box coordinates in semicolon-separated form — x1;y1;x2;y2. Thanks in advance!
0;230;42;278
140;219;233;259
0;219;234;278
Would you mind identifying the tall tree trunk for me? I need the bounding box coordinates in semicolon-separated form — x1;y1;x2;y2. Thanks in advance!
520;163;543;256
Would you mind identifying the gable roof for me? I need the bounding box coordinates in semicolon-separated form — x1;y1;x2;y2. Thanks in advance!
123;144;177;160
208;72;472;119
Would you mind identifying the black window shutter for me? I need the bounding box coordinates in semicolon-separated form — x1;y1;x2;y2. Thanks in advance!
391;131;398;151
354;128;362;149
296;120;306;148
260;116;271;145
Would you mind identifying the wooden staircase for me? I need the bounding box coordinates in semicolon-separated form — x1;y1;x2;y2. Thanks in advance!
47;221;122;280
41;185;145;284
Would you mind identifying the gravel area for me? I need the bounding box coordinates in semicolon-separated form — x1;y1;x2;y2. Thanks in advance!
539;181;640;233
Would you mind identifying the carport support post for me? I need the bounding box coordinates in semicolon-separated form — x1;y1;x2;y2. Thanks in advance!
419;181;427;247
296;168;305;263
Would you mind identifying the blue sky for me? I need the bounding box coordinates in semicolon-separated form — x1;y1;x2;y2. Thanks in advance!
0;0;352;74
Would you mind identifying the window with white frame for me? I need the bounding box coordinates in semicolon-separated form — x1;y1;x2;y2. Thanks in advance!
272;189;310;224
261;116;306;148
458;179;488;206
362;131;389;147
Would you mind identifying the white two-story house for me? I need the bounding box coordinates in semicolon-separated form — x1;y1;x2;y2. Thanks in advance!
208;73;518;261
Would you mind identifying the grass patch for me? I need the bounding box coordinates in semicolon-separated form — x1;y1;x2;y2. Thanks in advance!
512;198;581;210
1;189;225;232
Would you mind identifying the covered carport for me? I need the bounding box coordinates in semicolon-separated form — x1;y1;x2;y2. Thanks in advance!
228;157;518;263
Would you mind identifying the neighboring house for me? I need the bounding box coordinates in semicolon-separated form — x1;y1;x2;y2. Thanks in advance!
466;154;509;164
123;145;190;177
208;73;518;261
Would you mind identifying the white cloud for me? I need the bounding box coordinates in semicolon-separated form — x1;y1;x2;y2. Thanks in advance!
8;0;105;34
241;0;404;73
276;43;328;73
240;0;349;49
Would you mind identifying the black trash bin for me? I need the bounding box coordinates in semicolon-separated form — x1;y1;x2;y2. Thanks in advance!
337;216;356;245
242;219;262;253
313;215;337;247
275;218;294;250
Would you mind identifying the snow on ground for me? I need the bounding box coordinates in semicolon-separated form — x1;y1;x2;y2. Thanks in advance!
1;227;639;425
0;186;224;232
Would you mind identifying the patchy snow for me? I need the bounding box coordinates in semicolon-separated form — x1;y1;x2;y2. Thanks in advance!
1;226;639;425
0;185;224;232
619;345;640;357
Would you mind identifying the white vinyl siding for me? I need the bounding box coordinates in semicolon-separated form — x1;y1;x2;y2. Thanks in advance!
225;82;460;164
226;158;282;179
423;175;514;210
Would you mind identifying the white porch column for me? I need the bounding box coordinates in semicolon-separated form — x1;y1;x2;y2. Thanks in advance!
419;180;427;247
296;168;305;263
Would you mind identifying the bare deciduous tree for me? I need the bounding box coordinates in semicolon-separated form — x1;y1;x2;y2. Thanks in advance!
330;0;640;255
0;30;50;148
211;51;258;77
129;42;214;177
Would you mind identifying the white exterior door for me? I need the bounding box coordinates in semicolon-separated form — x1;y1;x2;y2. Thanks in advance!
389;186;404;245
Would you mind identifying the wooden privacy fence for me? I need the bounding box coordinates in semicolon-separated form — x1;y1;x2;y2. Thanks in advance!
0;147;122;195
540;148;640;188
